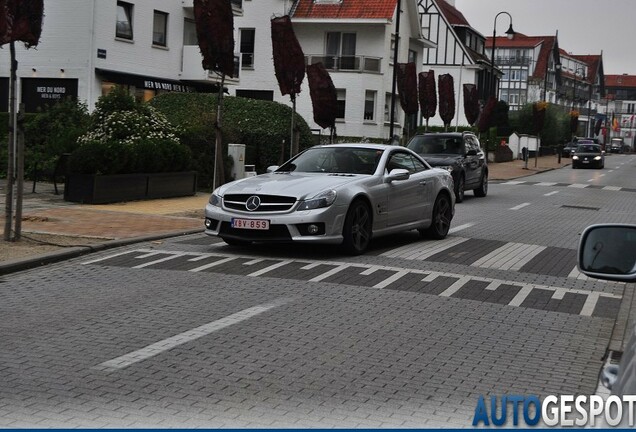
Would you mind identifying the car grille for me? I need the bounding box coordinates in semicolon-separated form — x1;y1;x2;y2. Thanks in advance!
223;194;296;212
219;222;292;242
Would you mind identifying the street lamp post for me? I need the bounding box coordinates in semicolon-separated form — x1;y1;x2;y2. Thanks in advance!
490;12;515;99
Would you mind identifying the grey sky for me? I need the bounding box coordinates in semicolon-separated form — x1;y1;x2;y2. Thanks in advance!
453;0;636;75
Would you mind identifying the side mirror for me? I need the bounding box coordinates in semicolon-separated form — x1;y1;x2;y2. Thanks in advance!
266;165;279;173
578;224;636;282
385;168;410;182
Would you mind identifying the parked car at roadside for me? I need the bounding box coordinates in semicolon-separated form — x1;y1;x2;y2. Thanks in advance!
204;144;456;255
571;143;605;169
578;224;636;425
406;132;488;203
562;142;577;157
609;138;625;154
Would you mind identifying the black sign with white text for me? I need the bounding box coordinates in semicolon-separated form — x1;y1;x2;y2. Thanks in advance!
21;78;79;113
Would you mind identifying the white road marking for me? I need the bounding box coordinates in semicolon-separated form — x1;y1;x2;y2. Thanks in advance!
608;170;614;173
551;288;567;300
189;257;235;272
247;260;292;277
544;191;559;196
82;249;141;265
508;285;534;307
569;184;589;188
471;243;546;271
602;186;621;191
502;181;526;185
580;292;601;317
485;281;501;291
449;223;475;234
373;270;410;289
133;253;185;269
309;264;349;282
536;182;557;186
380;236;470;260
510;203;530;210
94;298;291;371
244;258;265;265
439;276;472;297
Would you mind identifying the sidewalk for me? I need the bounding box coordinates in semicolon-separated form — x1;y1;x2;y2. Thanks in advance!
0;155;568;273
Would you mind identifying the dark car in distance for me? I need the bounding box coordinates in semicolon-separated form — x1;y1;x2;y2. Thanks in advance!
407;132;488;202
571;143;605;169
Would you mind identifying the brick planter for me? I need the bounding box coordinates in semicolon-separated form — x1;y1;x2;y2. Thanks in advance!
64;171;197;204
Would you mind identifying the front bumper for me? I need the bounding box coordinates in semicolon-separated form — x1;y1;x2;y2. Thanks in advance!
204;202;347;244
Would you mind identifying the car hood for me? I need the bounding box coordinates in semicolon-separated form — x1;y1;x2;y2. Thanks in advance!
216;172;363;199
420;154;462;166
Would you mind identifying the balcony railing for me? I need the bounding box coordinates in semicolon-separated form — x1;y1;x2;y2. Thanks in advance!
305;54;382;73
495;56;532;66
182;45;240;82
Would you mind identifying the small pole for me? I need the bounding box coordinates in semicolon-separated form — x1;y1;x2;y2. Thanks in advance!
4;42;17;242
14;103;25;241
213;74;226;191
290;93;296;158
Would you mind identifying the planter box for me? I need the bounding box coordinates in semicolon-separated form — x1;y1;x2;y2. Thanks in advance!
64;171;197;204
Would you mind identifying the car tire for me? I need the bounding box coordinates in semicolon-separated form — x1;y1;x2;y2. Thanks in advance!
572;164;577;169
222;237;251;246
422;193;452;240
455;174;465;203
474;171;488;197
342;199;372;255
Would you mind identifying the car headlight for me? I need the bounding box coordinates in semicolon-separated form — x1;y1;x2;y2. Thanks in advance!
572;155;579;160
209;193;222;207
438;165;454;173
297;190;337;211
594;156;602;160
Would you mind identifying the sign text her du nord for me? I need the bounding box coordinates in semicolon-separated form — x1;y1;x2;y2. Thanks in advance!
144;80;185;92
36;86;66;99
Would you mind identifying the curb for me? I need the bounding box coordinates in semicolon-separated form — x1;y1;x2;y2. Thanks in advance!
0;228;203;276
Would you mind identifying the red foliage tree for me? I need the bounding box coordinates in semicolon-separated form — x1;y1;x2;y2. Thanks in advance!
0;0;44;47
271;16;306;97
477;97;497;133
438;74;455;129
418;70;436;130
193;0;235;77
396;62;418;115
307;63;337;129
462;84;480;126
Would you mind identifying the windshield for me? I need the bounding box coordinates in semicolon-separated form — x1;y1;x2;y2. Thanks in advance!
408;136;463;155
576;144;601;153
277;147;384;175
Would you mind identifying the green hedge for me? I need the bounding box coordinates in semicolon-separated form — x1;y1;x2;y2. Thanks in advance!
150;93;313;189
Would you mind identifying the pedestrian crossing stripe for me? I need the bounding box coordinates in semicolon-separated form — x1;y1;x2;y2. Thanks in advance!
84;249;623;318
493;180;636;193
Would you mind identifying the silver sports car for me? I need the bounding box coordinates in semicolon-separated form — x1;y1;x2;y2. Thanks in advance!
204;143;455;254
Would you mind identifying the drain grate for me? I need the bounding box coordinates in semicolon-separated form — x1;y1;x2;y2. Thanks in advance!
561;204;601;211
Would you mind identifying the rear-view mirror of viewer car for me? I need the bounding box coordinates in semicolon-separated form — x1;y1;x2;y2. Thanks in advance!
578;224;636;282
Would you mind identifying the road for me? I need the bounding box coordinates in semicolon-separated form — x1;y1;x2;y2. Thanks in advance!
1;154;635;427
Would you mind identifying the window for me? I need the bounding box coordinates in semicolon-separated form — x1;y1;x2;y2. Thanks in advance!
153;10;168;46
390;37;396;63
364;90;376;121
408;49;417;65
183;18;197;45
116;1;133;40
336;89;346;119
386;152;427;174
384;92;398;123
326;32;356;70
240;29;255;69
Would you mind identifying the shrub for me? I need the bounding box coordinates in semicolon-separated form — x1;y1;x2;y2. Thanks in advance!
150;93;314;189
23;99;90;179
69;87;191;175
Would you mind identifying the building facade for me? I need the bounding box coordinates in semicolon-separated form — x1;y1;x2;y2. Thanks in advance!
604;74;636;149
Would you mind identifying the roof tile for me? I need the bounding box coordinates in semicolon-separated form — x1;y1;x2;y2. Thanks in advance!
291;0;397;19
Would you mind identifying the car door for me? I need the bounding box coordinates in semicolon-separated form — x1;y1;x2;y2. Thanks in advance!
463;135;482;188
385;150;433;227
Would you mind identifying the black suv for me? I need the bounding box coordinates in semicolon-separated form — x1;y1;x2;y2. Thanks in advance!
407;132;488;202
